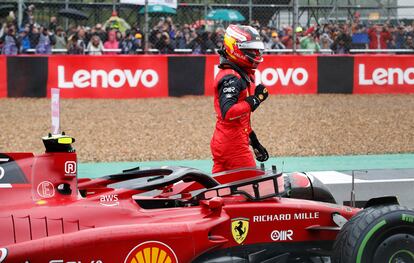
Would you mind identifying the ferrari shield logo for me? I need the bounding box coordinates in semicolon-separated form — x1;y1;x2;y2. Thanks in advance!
231;218;249;244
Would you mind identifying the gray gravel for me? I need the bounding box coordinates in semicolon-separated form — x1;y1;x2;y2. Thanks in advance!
1;94;414;162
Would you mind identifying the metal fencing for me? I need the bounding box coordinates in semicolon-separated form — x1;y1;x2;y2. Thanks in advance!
1;0;412;31
1;0;414;54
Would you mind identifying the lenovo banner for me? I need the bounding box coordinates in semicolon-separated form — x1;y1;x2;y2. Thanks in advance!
0;56;6;98
354;56;414;94
204;55;318;96
47;56;168;98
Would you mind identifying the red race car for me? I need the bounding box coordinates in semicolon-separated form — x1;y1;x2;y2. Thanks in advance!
0;134;413;263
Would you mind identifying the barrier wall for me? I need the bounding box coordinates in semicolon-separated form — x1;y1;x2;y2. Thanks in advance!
0;56;7;98
2;55;414;98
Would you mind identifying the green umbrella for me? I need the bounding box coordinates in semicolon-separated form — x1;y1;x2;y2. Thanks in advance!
206;9;245;22
138;5;176;15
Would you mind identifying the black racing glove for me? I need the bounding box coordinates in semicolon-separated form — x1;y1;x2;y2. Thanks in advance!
249;131;269;162
254;84;269;102
245;84;269;112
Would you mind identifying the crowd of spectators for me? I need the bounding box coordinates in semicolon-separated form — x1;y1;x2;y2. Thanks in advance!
1;5;414;55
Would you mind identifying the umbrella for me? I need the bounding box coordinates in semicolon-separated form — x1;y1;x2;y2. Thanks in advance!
58;8;88;21
0;4;16;17
138;5;176;15
206;9;245;22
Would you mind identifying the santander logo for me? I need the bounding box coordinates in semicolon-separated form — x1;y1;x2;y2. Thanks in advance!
359;64;414;86
57;65;159;89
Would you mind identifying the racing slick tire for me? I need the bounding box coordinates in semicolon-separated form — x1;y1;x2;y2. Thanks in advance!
332;205;414;263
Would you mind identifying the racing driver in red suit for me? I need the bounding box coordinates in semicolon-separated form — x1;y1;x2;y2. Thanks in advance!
211;24;269;173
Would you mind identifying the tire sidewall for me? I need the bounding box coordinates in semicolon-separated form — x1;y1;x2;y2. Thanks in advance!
354;208;414;263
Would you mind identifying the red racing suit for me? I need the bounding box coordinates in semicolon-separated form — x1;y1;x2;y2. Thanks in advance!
210;63;257;173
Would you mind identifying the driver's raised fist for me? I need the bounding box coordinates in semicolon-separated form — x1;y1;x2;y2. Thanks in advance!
254;84;269;102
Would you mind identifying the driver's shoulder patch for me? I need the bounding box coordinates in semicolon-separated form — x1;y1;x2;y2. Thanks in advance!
219;75;240;95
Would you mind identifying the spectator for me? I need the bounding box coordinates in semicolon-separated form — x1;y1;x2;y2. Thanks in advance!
320;33;333;49
278;25;303;50
28;24;39;49
269;32;285;49
213;27;225;47
385;24;397;49
116;30;123;42
210;28;224;50
5;11;18;30
260;27;270;45
407;24;414;38
184;31;193;47
94;23;107;43
300;27;320;53
155;32;174;54
67;34;84;54
103;30;119;54
76;28;87;51
119;30;137;54
264;31;273;49
165;17;175;39
86;34;104;55
331;26;352;54
281;27;297;49
351;11;363;33
403;35;414;50
368;24;391;49
35;27;55;54
149;29;162;49
134;32;143;50
187;29;215;54
393;26;407;49
18;27;31;53
22;4;35;27
1;26;20;55
49;16;58;32
295;26;304;44
54;26;67;50
173;30;187;49
67;24;78;39
9;10;414;56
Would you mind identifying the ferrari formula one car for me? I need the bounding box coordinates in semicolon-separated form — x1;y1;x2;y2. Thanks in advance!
0;134;413;263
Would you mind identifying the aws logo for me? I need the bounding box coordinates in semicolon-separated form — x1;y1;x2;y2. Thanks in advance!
124;241;178;263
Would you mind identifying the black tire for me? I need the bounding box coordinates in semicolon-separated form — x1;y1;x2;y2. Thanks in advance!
332;205;414;263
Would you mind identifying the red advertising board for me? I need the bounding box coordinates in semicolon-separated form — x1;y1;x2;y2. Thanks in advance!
354;55;414;94
0;56;6;98
47;56;168;98
204;55;318;95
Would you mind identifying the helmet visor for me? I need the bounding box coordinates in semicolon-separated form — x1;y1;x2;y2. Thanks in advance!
242;49;264;64
237;40;265;50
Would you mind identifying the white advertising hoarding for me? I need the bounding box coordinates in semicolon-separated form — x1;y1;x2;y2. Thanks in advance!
120;0;177;9
397;0;414;19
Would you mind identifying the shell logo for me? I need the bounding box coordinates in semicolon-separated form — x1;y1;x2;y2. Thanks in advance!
124;241;178;263
0;248;7;263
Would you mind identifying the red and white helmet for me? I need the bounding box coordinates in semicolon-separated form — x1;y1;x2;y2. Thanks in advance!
223;24;265;69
